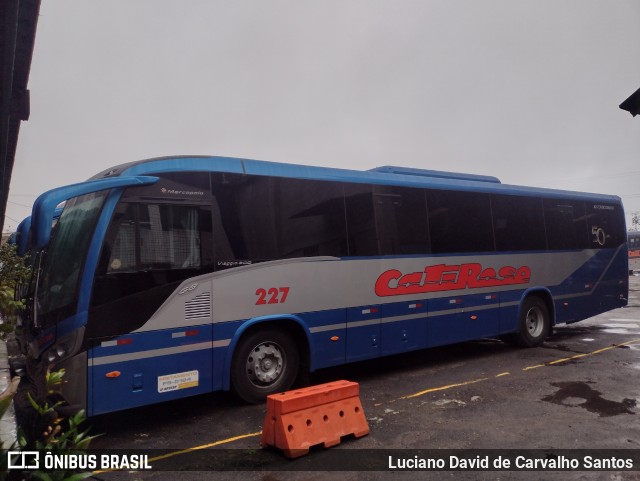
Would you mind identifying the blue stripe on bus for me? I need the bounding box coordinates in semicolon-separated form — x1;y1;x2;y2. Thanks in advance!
90;325;213;357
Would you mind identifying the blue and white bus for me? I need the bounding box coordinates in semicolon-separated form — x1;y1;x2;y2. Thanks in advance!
13;156;628;416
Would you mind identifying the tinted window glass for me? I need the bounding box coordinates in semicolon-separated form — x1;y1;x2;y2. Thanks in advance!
105;204;207;273
138;205;202;269
427;190;494;253
373;186;430;255
106;203;137;272
276;178;348;259
585;202;625;248
543;199;589;250
492;195;546;251
92;203;212;305
344;183;379;256
210;174;277;263
38;192;107;326
211;174;348;267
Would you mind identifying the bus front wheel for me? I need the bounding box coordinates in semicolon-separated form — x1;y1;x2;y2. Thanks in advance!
231;329;300;404
509;296;550;347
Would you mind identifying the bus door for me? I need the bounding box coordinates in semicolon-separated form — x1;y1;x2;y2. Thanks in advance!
88;322;214;416
87;194;215;415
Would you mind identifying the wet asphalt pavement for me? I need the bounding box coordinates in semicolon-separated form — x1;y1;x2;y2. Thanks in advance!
88;276;640;481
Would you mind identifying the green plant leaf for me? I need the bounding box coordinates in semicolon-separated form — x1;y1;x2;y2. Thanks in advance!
31;472;53;481
60;472;95;481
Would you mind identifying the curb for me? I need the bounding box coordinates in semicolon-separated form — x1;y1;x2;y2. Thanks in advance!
0;339;9;393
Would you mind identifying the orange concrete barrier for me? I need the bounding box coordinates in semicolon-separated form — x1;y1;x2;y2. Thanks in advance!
260;380;370;458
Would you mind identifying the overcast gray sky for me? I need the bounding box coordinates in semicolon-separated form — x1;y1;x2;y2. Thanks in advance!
4;0;640;233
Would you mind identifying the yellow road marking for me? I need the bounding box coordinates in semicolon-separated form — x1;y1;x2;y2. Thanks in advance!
93;431;261;474
401;377;490;399
522;364;544;371
401;338;640;400
544;339;640;366
149;431;262;463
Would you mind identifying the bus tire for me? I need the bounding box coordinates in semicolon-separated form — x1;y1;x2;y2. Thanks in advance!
510;296;550;347
231;328;300;404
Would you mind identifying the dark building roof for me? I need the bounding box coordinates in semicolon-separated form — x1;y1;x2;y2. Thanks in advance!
0;0;41;234
620;87;640;117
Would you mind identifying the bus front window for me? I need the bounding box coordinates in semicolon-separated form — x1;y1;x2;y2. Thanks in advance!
35;191;107;328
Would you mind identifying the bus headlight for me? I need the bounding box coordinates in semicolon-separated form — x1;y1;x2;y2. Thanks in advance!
46;343;67;363
47;350;57;363
56;344;67;358
42;327;85;365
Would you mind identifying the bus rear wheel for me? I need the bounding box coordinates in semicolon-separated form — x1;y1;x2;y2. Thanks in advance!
231;329;299;404
508;296;550;347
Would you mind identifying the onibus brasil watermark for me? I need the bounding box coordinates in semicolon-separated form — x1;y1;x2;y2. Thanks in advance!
7;451;152;471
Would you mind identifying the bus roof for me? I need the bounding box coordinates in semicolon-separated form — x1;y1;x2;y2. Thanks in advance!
26;155;623;253
91;155;622;204
369;165;501;184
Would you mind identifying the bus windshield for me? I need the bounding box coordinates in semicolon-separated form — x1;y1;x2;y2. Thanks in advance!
35;191;107;327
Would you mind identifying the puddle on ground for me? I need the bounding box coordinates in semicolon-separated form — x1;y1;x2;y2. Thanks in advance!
550;326;602;341
542;382;636;417
603;328;632;334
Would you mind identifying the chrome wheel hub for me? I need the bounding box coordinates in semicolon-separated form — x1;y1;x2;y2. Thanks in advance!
246;342;284;385
525;306;544;338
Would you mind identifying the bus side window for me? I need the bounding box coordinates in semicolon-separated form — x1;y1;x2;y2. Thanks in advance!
138;204;203;270
543;200;589;250
427;190;494;254
275;178;348;259
92;203;212;309
373;186;430;255
210;174;278;264
585;203;625;248
344;183;379;256
106;203;136;273
492;195;546;251
211;174;349;267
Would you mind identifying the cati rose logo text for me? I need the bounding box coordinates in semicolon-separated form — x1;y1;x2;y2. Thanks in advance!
375;263;531;297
